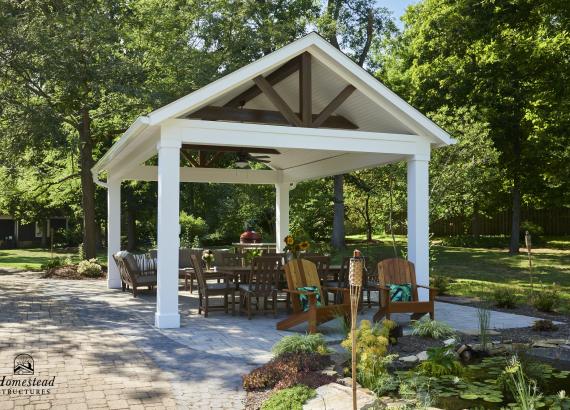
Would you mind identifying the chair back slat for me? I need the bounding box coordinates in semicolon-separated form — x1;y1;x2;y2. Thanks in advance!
218;252;243;267
283;259;322;313
249;256;282;295
190;254;208;291
377;258;419;301
303;255;331;283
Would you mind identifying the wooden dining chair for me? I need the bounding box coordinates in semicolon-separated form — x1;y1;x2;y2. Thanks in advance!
239;256;282;319
190;254;235;317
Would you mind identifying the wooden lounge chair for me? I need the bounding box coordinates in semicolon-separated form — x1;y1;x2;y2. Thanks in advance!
113;251;157;297
277;259;350;334
372;258;436;322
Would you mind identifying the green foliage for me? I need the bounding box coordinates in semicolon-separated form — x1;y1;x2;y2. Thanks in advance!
503;356;543;410
179;212;208;248
533;284;561;312
77;243;85;261
477;305;491;352
493;287;518;309
272;334;330;357
242;352;331;392
40;257;64;271
410;318;455;340
430;275;450;296
77;258;103;278
341;320;398;393
261;385;316;410
417;346;463;377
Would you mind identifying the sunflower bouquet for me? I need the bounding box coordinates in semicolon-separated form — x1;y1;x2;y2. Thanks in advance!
283;235;310;258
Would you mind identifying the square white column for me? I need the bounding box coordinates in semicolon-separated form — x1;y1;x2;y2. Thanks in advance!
407;155;430;300
275;182;290;252
107;177;122;289
155;136;181;329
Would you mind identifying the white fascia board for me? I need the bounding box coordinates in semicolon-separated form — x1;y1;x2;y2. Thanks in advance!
165;119;429;156
104;132;159;180
91;116;150;176
123;165;281;185
284;152;407;181
146;35;319;126
307;38;453;146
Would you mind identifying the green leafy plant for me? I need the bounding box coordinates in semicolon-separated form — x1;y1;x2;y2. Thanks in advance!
272;334;330;357
40;257;64;270
261;385;316;410
503;356;542;410
493;287;518;308
533;284;561;312
244;248;263;265
179;212;208;247
477;305;491;351
532;319;559;332
430;275;450;295
410;318;456;340
417;346;463;377
398;374;437;409
77;258;103;278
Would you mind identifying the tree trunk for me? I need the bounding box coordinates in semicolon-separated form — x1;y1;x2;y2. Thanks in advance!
471;203;480;239
41;219;48;248
509;183;521;254
331;174;345;249
126;207;137;252
364;195;373;242
78;107;97;259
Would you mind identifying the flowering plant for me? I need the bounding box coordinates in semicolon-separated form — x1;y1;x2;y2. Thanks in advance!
283;235;310;254
202;250;214;268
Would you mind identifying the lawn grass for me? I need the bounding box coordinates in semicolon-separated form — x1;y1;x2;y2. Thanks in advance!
0;248;106;270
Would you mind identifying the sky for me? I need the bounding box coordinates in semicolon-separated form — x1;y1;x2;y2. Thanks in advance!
381;0;420;28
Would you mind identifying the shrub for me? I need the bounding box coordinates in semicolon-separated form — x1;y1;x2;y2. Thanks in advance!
77;258;103;278
493;287;518;308
179;212;208;247
243;352;330;391
417;346;463;377
410;318;456;340
261;385;316;410
532;319;558;332
272;334;330;357
41;257;64;270
341;320;397;394
430;275;450;295
533;284;561;312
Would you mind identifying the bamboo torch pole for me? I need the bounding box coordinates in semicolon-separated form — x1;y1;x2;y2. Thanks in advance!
349;250;363;410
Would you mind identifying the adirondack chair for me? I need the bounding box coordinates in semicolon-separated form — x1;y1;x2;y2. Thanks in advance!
277;259;350;334
373;258;436;322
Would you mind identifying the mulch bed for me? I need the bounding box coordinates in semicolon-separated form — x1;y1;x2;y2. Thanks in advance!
437;295;569;323
388;335;443;356
41;265;106;280
460;322;570;346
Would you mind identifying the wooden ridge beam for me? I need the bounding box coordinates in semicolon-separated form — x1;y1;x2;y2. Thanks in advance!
188;106;357;129
312;85;356;128
181;143;280;155
253;75;302;126
225;56;301;108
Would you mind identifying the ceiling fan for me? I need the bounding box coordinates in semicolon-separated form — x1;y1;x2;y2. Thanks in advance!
235;151;273;168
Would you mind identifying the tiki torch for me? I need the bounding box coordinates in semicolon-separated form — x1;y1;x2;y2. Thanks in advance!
349;249;363;410
525;231;534;301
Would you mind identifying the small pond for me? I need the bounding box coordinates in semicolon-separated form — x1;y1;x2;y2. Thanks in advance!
395;353;570;409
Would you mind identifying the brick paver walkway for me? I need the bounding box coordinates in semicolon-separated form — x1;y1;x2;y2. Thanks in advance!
0;271;250;409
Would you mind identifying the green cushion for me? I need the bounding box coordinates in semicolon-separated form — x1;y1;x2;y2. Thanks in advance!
297;286;322;312
388;283;412;302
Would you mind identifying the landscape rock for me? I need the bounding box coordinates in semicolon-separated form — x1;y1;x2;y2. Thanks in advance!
416;351;428;361
400;355;419;363
443;338;456;346
304;382;376;410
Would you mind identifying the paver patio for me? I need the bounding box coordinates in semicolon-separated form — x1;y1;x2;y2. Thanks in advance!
0;270;550;409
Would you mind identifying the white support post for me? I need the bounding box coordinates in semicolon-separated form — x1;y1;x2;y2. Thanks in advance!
155;135;181;329
275;182;290;252
107;177;122;289
407;155;430;300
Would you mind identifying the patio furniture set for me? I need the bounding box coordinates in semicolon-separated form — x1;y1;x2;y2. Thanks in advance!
113;249;436;332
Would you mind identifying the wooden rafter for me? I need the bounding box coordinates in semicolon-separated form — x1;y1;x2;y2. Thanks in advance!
224;56;301;108
205;151;225;167
180;150;200;168
299;52;312;127
312;85;356;128
253;75;302;127
188;106;357;129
